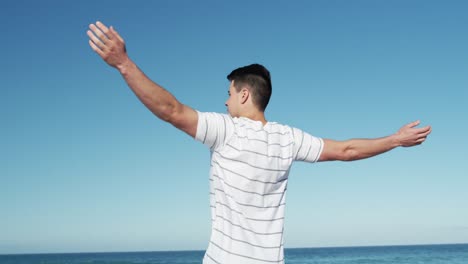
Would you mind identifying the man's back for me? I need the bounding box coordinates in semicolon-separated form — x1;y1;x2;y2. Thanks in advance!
196;112;323;264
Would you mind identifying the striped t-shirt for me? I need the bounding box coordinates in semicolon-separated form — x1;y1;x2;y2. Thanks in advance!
195;112;323;264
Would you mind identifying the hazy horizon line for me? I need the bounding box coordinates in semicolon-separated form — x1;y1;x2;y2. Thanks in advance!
2;242;467;256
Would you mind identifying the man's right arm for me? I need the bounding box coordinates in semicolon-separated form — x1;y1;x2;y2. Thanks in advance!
87;21;198;137
318;120;431;162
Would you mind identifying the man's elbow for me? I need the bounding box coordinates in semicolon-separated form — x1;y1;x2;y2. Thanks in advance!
159;103;180;123
321;140;359;162
322;149;357;162
164;104;193;131
342;148;360;161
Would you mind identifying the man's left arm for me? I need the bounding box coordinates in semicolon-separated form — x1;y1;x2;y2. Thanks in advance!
318;120;432;162
87;21;198;138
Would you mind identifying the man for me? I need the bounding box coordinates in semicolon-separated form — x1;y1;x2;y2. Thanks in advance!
87;21;431;264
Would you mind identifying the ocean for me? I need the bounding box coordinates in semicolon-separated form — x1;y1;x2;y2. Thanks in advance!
1;244;467;264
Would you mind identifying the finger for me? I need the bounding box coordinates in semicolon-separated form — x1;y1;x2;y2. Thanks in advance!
110;26;124;43
89;39;104;57
96;21;112;40
406;120;420;128
89;23;109;45
87;30;106;50
416;137;426;143
415;126;432;137
414;125;431;134
420;128;432;137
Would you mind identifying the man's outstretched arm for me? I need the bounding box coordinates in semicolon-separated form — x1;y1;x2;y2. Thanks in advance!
319;120;432;162
87;21;198;137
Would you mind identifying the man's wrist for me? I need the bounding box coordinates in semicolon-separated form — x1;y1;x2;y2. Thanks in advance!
116;57;134;76
389;133;402;148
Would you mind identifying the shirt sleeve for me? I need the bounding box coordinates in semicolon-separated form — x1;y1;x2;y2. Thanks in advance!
291;127;324;163
195;111;234;151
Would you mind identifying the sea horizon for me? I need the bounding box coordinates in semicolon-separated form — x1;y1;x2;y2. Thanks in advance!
2;242;467;256
2;243;467;264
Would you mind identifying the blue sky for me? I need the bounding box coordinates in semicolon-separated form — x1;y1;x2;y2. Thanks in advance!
1;0;467;254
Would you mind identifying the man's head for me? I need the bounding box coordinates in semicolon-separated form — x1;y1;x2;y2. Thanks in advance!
225;64;272;116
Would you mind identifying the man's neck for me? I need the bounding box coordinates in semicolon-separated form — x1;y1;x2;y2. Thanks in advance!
240;111;267;126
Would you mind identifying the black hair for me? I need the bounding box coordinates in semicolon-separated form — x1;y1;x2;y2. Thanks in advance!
227;64;272;111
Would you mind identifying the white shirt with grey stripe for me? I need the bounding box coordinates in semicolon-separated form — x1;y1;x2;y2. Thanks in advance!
196;111;324;264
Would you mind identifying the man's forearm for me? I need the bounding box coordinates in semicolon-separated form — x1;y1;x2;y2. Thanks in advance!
344;135;401;161
117;58;182;122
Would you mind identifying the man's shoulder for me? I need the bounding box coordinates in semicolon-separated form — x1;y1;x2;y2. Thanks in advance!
266;122;295;138
197;111;232;122
198;112;299;134
233;118;293;137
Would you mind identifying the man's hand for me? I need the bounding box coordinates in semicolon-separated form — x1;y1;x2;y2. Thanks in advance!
394;120;432;147
87;21;128;70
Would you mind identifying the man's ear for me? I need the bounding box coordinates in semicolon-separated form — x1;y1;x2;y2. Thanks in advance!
240;88;249;104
